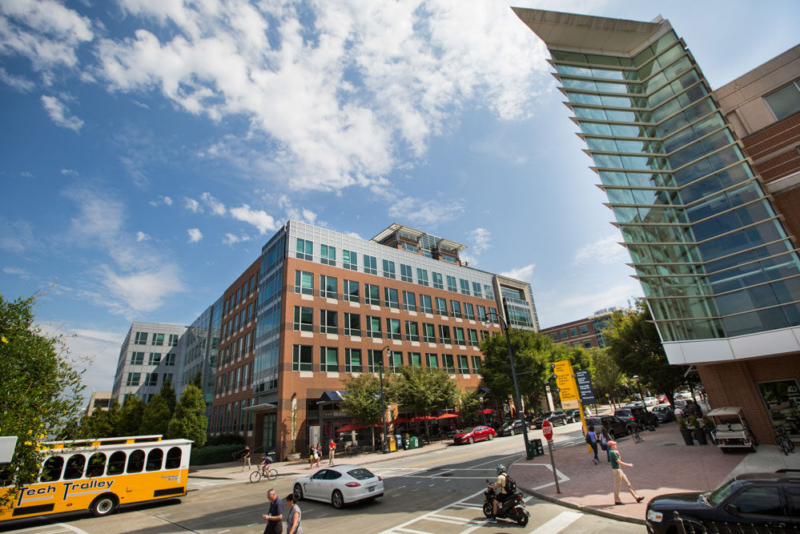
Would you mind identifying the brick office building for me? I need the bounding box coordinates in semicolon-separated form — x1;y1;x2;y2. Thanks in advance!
515;9;800;445
539;307;632;349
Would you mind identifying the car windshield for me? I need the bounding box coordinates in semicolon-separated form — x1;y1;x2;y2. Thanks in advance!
500;421;514;430
464;427;479;433
616;410;631;416
540;412;553;418
347;468;376;480
707;480;739;505
586;418;602;426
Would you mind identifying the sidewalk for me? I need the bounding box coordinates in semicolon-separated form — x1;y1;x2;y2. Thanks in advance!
189;439;454;481
509;423;800;525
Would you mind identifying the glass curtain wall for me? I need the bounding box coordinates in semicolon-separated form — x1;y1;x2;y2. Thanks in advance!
551;31;800;341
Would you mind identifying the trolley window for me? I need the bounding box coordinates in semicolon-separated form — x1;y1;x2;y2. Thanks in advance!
146;448;163;471
86;453;107;478
107;451;126;476
165;447;182;469
39;456;64;482
64;454;86;480
127;450;145;473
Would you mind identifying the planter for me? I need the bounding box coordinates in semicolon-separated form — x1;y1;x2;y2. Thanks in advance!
287;452;302;461
680;428;695;445
693;428;708;445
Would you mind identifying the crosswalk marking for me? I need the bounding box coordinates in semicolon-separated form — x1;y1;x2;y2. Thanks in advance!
529;511;583;534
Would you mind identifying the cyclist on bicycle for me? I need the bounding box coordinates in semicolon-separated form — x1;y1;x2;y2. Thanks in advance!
259;454;273;473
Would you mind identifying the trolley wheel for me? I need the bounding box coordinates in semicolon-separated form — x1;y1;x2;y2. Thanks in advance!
90;494;118;517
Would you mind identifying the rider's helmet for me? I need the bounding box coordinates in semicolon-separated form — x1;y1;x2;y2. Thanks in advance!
496;464;506;475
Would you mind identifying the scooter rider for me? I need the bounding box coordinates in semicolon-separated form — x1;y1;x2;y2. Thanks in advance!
488;464;512;523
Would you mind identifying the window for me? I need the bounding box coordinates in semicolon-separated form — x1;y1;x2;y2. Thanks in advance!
570;328;578;337
366;316;382;338
471;355;482;372
729;486;783;516
580;325;589;335
342;280;359;303
439;325;452;344
297;238;313;260
389;351;403;372
293;306;313;332
164;353;176;366
126;372;141;386
344;313;361;337
147;373;158;386
489;308;498;321
472;282;483;298
468;329;479;346
433;272;444;290
345;348;362;373
764;79;800;120
127;450;145;474
420;294;433;314
130;352;144;365
384;287;399;309
484;285;495;300
320;244;336;266
320;309;338;334
446;276;457;292
460;279;470;295
464;303;475;320
417;268;429;286
423;323;436;343
364;254;377;275
292;345;313;372
550;333;559;341
168;334;179;346
152;333;165;346
405;321;419;342
427;353;439;368
457;355;469;374
454;327;466;346
583;341;593;349
295;271;314;295
40;456;64;482
146;448;163;471
365;283;380;306
343;250;357;271
64;454;85;480
477;305;487;321
450;300;462;318
383;259;396;279
401;242;418;253
402;291;417;311
134;332;148;345
400;264;413;283
320;275;338;299
409;352;422;367
367;350;382;373
320;347;339;372
87;453;107;477
386;318;401;340
560;331;568;340
443;354;455;374
107;451;126;476
435;297;447;316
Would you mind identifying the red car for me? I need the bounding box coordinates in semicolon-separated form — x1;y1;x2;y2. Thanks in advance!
454;426;496;445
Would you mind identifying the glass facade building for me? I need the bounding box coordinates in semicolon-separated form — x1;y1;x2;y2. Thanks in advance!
515;9;800;344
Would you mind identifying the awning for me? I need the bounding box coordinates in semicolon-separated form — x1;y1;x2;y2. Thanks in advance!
411;415;437;422
706;407;742;417
242;402;277;413
336;423;364;433
389;417;410;424
437;413;459;420
319;391;347;404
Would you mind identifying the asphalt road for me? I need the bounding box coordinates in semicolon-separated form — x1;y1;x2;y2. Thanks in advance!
0;423;645;534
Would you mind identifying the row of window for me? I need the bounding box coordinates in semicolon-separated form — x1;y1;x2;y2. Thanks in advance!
295;270;499;318
219;332;255;368
293;306;488;345
216;362;253;395
295;239;495;299
129;352;177;366
292;345;482;375
210;399;254;434
547;325;590;341
222;302;255;340
125;372;173;387
223;273;258;318
37;447;183;482
133;332;179;347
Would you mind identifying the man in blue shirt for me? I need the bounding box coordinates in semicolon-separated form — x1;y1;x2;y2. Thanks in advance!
262;489;284;534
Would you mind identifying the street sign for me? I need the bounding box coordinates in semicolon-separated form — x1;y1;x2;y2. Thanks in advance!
542;420;553;441
552;359;579;403
575;370;596;404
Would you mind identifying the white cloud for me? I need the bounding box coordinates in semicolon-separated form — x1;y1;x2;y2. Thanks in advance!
100;263;185;313
468;227;491;254
66;189;124;245
279;195;317;225
0;66;34;91
187;228;203;243
61;168;78;176
135;231;150;241
3;266;32;279
149;195;173;207
41;95;84;132
200;192;226;216
388;196;464;227
500;264;535;283
184;197;200;213
0;218;34;253
222;232;251;245
229;204;278;235
162;195;173;206
573;233;630;266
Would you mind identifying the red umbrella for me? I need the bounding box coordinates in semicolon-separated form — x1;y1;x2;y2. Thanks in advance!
389;417;410;424
437;413;459;419
336;423;363;432
478;408;496;415
411;415;437;422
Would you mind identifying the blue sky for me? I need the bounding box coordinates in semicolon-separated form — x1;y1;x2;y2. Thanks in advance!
2;0;799;399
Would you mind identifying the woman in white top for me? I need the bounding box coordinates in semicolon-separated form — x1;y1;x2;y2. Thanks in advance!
285;494;303;534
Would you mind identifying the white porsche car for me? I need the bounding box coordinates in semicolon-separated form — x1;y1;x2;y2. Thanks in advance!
293;464;384;509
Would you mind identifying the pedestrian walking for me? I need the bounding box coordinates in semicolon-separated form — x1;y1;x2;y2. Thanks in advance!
600;427;611;462
328;437;337;466
314;443;321;468
308;444;316;470
586;425;599;464
607;441;644;505
262;488;284;534
285;493;303;534
241;445;251;471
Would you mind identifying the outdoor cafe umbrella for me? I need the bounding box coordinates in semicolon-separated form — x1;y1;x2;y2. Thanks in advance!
336;423;364;433
389;417;410;424
477;408;496;415
437;413;459;419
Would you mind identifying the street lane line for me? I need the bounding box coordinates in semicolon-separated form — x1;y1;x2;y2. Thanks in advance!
405;443;523;468
378;488;486;533
395;528;432;534
529;511;583;533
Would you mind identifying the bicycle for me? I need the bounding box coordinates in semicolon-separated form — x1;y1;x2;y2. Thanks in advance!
776;425;795;456
249;462;278;483
631;424;644;444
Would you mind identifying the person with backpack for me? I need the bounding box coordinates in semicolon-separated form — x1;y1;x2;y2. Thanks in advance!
487;464;515;523
585;425;599;464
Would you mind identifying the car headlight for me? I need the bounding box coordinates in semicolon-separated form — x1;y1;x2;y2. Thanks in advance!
646;509;663;523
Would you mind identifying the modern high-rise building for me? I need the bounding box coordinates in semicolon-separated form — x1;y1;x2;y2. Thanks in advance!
515;9;800;444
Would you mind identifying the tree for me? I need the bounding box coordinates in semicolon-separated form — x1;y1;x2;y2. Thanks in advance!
459;389;483;426
79;400;120;439
139;394;171;436
590;348;624;409
0;292;85;506
341;373;392;449
160;379;177;415
603;303;688;407
394;367;459;438
116;395;144;436
192;371;203;389
167;385;208;447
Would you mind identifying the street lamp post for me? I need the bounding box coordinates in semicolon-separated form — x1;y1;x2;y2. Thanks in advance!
379;346;391;453
484;309;533;460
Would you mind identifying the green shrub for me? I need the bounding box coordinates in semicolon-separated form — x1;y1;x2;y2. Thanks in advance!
205;434;246;447
677;417;688;429
190;444;243;466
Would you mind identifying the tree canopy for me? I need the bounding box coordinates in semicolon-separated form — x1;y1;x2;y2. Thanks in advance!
139;394;172;436
167;385;208;447
341;372;393;446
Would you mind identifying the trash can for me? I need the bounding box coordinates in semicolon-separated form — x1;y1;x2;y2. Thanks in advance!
527;438;544;458
388;435;397;452
395;434;404;450
409;436;419;449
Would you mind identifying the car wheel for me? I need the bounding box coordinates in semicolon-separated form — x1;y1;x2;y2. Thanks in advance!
469;436;474;444
332;490;344;509
90;494;118;517
510;429;515;436
293;484;304;501
488;433;494;441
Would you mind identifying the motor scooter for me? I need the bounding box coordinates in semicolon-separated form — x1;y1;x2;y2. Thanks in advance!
482;484;529;526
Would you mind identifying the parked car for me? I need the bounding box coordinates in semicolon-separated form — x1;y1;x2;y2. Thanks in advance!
657;394;668;404
645;472;797;534
454;425;496;445
624;401;645;409
532;411;569;428
585;416;631;439
615;406;659;429
567;410;581;423
652;405;675;423
293;464;384;509
643;397;659;407
497;419;529;437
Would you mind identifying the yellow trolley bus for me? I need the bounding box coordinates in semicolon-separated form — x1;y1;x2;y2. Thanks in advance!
0;435;192;522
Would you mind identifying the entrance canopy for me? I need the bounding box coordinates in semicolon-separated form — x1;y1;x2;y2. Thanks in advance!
706;407;743;418
318;391;347;405
242;402;277;413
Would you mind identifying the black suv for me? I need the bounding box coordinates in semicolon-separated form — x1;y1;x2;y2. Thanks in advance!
646;472;800;534
585;416;631;439
615;406;659;430
532;411;569;428
497;419;529;437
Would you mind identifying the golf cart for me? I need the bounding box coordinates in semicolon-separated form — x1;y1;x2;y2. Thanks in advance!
707;406;758;453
